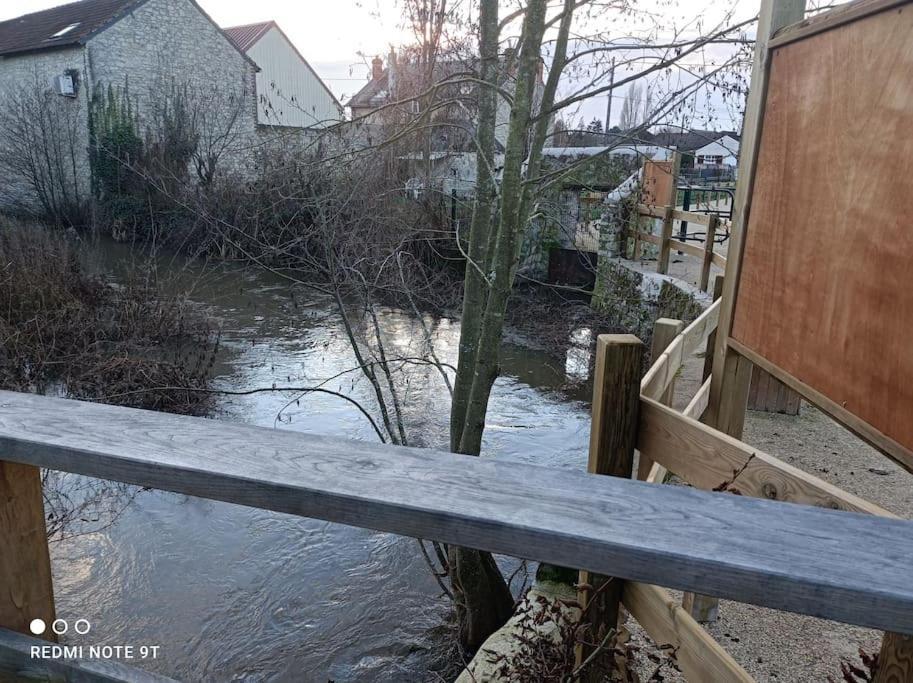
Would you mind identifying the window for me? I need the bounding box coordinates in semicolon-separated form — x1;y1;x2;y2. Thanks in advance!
49;23;80;39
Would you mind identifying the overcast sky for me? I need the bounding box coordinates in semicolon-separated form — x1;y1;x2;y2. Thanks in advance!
2;0;767;128
1;0;413;104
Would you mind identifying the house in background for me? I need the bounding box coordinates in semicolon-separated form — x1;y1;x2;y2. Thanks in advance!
0;0;261;212
224;21;343;129
347;50;544;196
643;128;740;179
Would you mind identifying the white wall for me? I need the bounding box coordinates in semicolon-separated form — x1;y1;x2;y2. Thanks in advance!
247;26;342;129
693;135;739;167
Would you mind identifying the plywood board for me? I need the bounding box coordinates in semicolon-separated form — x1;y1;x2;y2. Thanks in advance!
641;160;676;206
731;2;913;461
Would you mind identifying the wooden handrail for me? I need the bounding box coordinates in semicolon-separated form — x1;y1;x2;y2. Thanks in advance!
641;298;721;400
0;390;912;634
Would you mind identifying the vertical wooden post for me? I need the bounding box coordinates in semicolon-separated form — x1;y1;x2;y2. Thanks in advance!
0;461;56;641
637;319;683;481
699;214;719;292
702;0;806;625
576;334;643;681
657;152;682;275
682;275;725;621
874;631;913;683
706;0;806;436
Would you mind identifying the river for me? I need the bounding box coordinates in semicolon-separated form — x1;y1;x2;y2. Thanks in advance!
45;244;596;682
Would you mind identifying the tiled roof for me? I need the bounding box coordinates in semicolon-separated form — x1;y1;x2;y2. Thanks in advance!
223;21;273;52
348;70;389;109
0;0;141;57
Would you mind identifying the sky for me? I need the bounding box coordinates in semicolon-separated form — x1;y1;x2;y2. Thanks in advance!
1;0;413;105
1;0;763;129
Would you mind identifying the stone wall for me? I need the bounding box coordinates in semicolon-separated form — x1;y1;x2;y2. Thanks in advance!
87;0;260;179
0;0;263;216
0;47;92;212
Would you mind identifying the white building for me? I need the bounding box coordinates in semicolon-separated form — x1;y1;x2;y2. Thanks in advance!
693;134;740;170
225;21;342;129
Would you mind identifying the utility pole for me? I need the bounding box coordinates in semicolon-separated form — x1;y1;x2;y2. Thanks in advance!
604;57;615;138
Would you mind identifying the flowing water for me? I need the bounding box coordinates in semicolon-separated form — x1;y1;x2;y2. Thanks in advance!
46;244;596;682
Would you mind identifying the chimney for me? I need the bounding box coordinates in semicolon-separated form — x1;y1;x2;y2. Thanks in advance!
372;55;383;82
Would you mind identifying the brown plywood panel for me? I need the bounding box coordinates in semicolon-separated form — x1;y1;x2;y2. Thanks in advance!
642;160;676;205
732;4;913;456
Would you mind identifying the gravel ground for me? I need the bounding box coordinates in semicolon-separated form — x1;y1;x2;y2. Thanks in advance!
628;353;912;682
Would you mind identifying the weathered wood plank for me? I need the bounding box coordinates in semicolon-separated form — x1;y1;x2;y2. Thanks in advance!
769;0;910;48
634;231;662;246
668;239;705;260
623;582;753;683
638;397;895;517
0;628;175;682
640;299;720;400
0;391;912;634
0;461;55;640
577;335;643;678
639;321;683;481
700;215;719;292
874;631;913;683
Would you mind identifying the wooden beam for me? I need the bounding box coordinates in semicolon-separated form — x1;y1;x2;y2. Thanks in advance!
874;631;913;683
637;205;716;227
769;0;911;48
639;320;683;481
697;0;803;610
729;339;913;474
638;397;895;517
622;582;753;683
634;231;662;246
0;462;55;641
641;299;721;401
576;335;643;679
0;391;912;634
668;239;705;259
0;628;174;682
657;152;682;274
683;275;727;620
700;215;719;292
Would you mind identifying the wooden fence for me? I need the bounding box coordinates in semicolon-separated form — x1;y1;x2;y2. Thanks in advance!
629;202;730;293
0;294;911;681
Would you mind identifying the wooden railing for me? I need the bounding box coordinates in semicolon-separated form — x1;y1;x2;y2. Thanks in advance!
629;203;729;292
0;308;911;680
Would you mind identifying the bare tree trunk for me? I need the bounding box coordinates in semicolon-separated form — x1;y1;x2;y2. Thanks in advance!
447;0;551;652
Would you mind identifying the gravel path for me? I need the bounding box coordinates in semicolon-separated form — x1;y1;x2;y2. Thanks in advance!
629;352;912;682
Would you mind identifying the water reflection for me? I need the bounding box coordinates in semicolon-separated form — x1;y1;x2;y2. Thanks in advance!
51;242;595;681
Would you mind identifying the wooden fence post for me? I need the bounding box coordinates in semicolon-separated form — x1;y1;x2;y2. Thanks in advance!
699;214;719;292
637;319;683;481
682;275;726;622
576;334;643;680
874;631;913;683
657;152;682;275
0;461;56;641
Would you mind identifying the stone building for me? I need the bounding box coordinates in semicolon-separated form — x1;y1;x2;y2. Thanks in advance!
0;0;275;214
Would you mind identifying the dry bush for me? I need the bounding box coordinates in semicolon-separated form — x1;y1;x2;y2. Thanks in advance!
0;219;218;414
